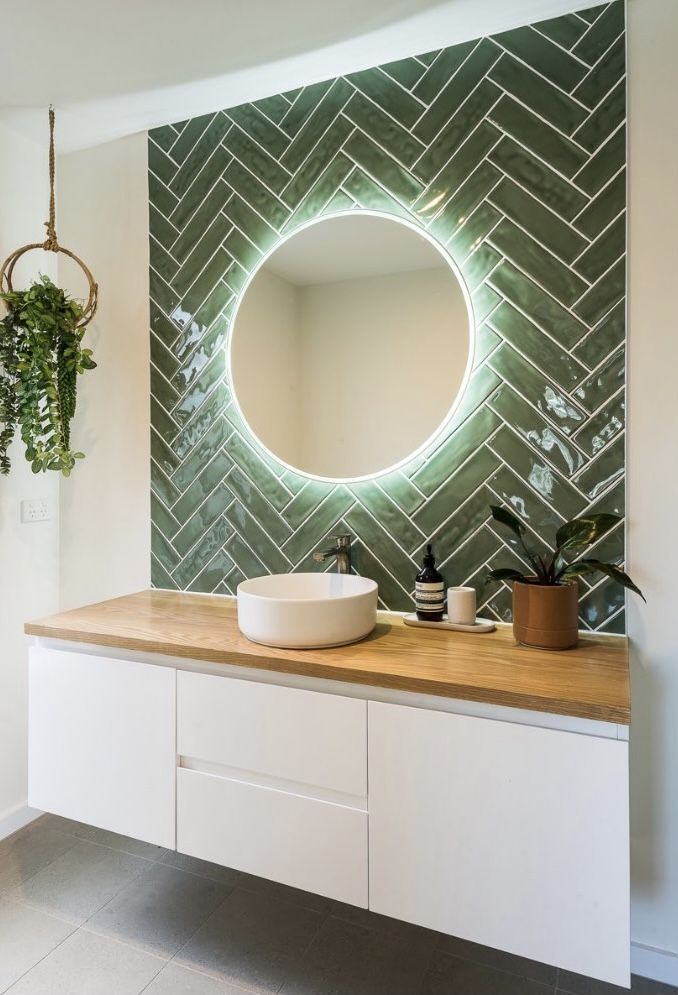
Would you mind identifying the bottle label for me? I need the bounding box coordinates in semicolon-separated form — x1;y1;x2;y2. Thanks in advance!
415;581;445;611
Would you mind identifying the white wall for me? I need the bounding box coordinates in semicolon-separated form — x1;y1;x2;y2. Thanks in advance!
0;123;59;835
57;132;150;610
627;0;678;983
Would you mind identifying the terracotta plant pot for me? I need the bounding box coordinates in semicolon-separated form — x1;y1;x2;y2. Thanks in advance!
512;580;579;650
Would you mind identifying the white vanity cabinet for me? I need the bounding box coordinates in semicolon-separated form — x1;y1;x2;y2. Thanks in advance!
368;701;630;987
28;646;175;848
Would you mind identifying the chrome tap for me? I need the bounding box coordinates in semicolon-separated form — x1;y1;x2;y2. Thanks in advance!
313;534;352;574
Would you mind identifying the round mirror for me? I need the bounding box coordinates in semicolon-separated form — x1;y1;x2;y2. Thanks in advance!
229;212;473;482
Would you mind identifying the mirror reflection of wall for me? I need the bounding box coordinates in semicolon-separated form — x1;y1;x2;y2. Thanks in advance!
231;213;472;480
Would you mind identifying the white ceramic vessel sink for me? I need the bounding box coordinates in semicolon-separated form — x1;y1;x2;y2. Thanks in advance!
237;573;378;649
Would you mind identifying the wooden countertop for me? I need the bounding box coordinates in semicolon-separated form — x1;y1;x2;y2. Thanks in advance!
25;589;630;724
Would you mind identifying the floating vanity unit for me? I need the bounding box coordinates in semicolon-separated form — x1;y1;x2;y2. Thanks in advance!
26;590;630;987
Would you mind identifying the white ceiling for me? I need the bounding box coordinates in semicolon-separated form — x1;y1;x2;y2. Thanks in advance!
1;0;606;152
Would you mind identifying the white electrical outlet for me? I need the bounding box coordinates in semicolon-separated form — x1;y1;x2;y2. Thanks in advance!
21;498;51;523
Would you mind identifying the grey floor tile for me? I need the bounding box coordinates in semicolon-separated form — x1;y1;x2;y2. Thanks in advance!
160;850;240;886
236;871;330;913
423;950;556;994
8;840;153;925
0;897;74;992
280;914;438;995
558;969;678;994
6;928;164;995
438;933;558;985
89;828;169;861
86;863;231;959
144;962;251;994
0;822;77;896
176;886;324;994
328;897;438;937
36;814;99;841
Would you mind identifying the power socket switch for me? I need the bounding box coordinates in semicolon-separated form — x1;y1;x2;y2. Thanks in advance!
21;498;51;523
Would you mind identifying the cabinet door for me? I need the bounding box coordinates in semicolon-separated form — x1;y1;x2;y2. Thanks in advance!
28;646;175;848
368;701;629;987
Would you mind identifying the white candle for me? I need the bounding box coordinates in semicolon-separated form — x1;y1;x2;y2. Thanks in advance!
447;586;476;626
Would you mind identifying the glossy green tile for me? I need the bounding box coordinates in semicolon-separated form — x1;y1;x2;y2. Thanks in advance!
414;121;501;221
341;167;411;219
488;342;586;435
579;577;625;629
172;449;233;524
223;124;291;196
172;518;232;588
461;243;502;291
224;193;278;253
573;256;625;325
494;25;587;89
415;464;499;555
351;542;412;612
171;354;226;427
471;284;501;324
152;524;179;575
414;39;501;144
347;67;423;129
573;79;625;154
489;218;588;306
344;131;424;206
170;115;230;199
192;281;232;334
151;124;179;154
226;466;293;545
149;171;179;218
412;406;501;497
343;92;426;170
226;104;288;158
488;301;588;389
488;260;587;348
577;6;607;25
573;214;625;283
225;160;290;230
488;96;587;177
148;139;178;186
412;40;476;103
574;169;625;238
282;488;355;564
438;525;502;585
574;34;625;109
488;462;564;539
187;548;235;594
169;148;232;232
222;227;261;273
345;502;415;583
489;54;587;134
171;214;231;297
224;432;294;512
573;435;624;501
168;113;215;165
489;425;584;521
283;153;354;230
380;55;426;90
353;481;425;553
573;2;624;65
225;501;291;574
489;137;587;221
171;420;228;492
573;300;625;369
573;391;624;456
573;125;625;195
152;459;182;508
151;492;181;542
149;204;180;253
487;384;585;477
446;202;501;262
283;480;334;530
280;117;352;207
586;477;624;519
533;12;589;48
281;78;354;173
418;49;440;66
151;396;178;444
280;81;332;137
474;323;502;366
427;161;502;242
599;609;625;634
151;556;179;591
172;388;228;461
149;236;179;284
224;531;267;579
489;178;587;264
150;266;179;316
253;93;291;125
151;426;180;476
151;365;180;416
375;472;426;517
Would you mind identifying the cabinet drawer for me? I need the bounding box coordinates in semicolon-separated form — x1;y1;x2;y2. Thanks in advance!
177;768;368;907
177;671;366;796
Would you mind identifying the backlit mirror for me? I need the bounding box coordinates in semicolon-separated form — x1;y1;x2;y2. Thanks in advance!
229;212;473;481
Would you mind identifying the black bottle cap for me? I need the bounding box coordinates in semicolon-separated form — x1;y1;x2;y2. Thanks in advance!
423;543;435;567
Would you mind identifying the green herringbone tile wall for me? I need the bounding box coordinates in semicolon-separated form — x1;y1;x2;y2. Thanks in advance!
148;1;627;631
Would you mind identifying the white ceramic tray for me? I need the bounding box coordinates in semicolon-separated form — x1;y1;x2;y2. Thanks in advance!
403;614;496;633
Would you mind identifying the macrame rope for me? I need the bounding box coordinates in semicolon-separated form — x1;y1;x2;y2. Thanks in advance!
43;105;58;252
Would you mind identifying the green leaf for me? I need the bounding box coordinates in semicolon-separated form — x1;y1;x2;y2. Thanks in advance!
574;559;646;602
555;514;621;552
487;568;527;582
489;504;525;536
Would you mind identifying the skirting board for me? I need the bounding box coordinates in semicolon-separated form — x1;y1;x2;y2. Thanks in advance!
631;941;678;986
0;803;43;842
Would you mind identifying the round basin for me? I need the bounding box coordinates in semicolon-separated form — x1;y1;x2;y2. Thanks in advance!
237;573;378;649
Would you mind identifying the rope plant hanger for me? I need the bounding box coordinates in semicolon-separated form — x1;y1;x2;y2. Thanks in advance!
0;107;98;325
0;106;99;476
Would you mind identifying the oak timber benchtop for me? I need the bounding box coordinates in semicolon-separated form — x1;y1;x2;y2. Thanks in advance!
25;589;630;725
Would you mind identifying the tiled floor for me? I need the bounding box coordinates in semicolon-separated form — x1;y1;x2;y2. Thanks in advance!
0;816;675;995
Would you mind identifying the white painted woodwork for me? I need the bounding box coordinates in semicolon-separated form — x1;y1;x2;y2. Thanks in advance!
176;767;368;907
177;670;366;796
367;700;630;987
28;646;175;848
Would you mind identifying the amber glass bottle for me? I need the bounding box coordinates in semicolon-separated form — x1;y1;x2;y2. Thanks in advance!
415;544;445;621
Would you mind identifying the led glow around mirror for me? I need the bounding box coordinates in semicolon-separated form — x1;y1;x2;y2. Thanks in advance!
229;212;473;482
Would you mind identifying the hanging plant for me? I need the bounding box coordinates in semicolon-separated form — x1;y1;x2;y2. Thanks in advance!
0;275;96;475
0;106;98;477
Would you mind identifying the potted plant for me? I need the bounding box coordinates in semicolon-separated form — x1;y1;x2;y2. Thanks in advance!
0;275;96;475
487;505;645;650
